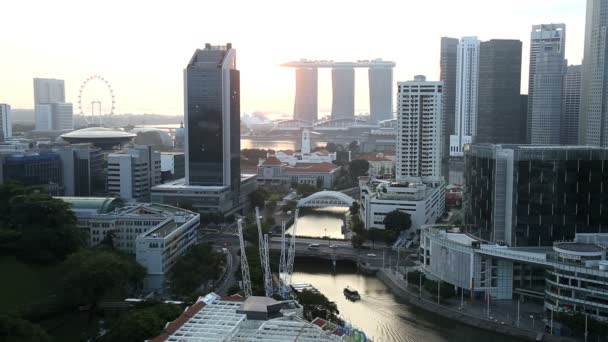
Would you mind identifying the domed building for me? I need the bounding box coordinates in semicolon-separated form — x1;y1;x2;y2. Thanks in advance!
59;127;136;150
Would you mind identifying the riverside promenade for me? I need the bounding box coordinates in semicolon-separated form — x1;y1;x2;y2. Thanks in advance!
377;268;579;342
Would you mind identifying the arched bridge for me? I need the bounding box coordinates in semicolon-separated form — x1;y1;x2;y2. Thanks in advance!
297;191;355;208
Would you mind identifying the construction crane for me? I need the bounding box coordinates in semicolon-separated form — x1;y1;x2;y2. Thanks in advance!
279;221;287;284
263;234;272;297
285;209;299;286
237;219;252;297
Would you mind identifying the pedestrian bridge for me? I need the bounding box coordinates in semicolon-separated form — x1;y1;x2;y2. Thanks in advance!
297;191;355;208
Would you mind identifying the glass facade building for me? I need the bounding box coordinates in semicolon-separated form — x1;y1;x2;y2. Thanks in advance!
184;44;240;190
465;144;608;247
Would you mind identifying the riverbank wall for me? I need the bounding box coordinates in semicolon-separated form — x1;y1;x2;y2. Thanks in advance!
376;269;577;342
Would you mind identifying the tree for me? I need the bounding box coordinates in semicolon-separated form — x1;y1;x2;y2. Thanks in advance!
62;249;146;321
383;210;412;233
169;243;225;297
324;142;339;153
296;289;340;324
296;183;318;197
101;301;183;342
349;202;360;215
351;235;365;248
348;140;359;153
0;315;51;342
249;187;269;209
348;159;370;181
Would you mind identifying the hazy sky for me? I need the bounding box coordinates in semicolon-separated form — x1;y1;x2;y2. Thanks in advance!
1;0;585;117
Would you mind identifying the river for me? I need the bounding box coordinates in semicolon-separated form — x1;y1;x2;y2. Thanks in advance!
286;207;347;239
291;212;519;342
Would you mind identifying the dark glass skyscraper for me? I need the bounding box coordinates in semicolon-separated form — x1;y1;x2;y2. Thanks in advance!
184;44;240;189
476;40;524;144
440;37;458;163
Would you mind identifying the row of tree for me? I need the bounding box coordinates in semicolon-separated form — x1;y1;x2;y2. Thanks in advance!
349;205;412;246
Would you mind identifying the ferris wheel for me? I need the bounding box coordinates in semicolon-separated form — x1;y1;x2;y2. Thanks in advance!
78;75;115;125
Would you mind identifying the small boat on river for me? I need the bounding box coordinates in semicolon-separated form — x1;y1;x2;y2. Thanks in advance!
343;286;361;301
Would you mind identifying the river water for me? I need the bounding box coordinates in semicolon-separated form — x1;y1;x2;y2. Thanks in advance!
291;213;519;342
286;208;347;239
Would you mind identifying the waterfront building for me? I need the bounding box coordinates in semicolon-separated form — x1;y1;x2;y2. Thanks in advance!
147;293;357;342
0;152;62;194
107;145;161;202
464;144;608;247
562;65;582;145
358;176;445;230
419;225;608;321
440;37;458;163
0;104;12;141
396;75;442;181
450;37;479;157
53;143;105;196
151;173;257;215
57;197;199;291
527;24;566;143
293;68;318;124
33;78;73;131
369;64;394;123
476;40;524;145
580;1;608;146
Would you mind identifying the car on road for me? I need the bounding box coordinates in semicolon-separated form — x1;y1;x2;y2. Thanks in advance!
366;253;377;257
308;243;321;249
329;244;342;248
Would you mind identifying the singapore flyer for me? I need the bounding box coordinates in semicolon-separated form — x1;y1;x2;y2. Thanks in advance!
77;75;115;125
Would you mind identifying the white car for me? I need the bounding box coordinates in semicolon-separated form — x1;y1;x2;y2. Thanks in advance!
329;244;340;248
366;253;377;257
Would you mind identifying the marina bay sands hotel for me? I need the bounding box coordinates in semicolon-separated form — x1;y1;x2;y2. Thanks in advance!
281;59;395;124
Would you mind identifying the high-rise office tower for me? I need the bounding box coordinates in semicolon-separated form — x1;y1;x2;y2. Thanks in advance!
0;104;11;141
527;24;566;143
440;37;458;162
562;65;582;145
530;52;566;144
450;37;479;157
33;78;73;131
476;40;524;144
580;1;608;146
368;64;393;123
396;76;442;180
184;44;240;189
331;67;355;120
293;68;318;123
54;143;104;196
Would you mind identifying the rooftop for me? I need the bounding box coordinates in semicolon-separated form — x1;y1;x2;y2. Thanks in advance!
554;242;605;254
56;197;123;214
284;162;340;173
60;127;136;140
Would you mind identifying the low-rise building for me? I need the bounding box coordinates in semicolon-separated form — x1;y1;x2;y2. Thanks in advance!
58;197;199;291
107;145;161;202
257;157;341;189
1;152;63;194
358;152;394;178
151;173;257;215
358;176;445;230
148;293;351;342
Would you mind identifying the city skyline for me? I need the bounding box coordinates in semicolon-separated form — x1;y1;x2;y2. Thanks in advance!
0;0;585;116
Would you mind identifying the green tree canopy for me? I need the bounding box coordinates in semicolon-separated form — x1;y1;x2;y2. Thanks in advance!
168;243;225;297
61;249;146;319
295;183;318;197
0;315;51;342
383;210;412;233
349;202;360;215
348;159;370;181
249;187;270;209
296;289;340;324
101;301;183;342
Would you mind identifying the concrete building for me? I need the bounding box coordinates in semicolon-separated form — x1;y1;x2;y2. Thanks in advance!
359;177;445;230
580;1;608;146
33;78;73;131
147;293;354;342
107;145;161;202
151;174;257;215
331;68;355;120
476;39;524;145
369;65;393;123
396;76;442;180
58;197;200;291
527;24;566;143
257;157;340;189
160;152;185;182
0;104;11;142
293;68;318;124
440;37;459;163
53;143;105;196
450;37;480;157
465;144;608;247
562;65;582;145
184;43;240;190
359;152;394;178
420;225;608;322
